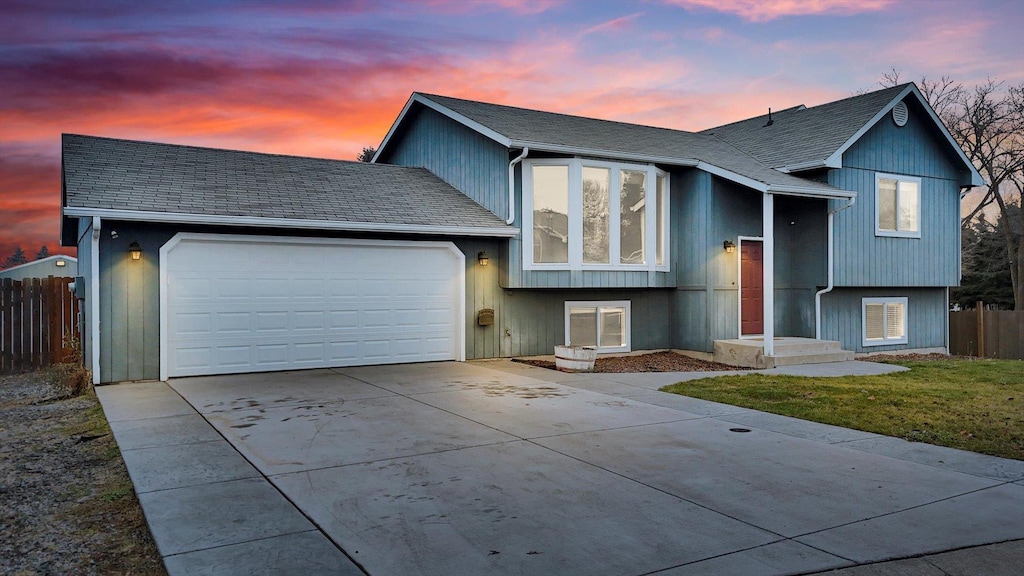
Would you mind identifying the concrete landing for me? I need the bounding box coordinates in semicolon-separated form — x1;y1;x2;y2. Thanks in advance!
715;337;855;368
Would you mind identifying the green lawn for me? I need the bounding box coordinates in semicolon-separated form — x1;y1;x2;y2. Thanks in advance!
660;358;1024;460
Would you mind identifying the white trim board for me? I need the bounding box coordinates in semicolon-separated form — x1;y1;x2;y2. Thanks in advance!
63;207;519;238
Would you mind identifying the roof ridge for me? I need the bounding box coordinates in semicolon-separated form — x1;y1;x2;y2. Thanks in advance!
700;104;807;133
62;133;418;169
415;92;703;137
699;83;912;133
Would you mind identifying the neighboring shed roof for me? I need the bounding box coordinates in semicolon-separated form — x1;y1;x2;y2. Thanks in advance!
378;93;851;199
61;135;517;238
0;255;78;279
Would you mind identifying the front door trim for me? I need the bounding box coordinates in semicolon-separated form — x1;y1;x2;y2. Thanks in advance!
737;235;764;339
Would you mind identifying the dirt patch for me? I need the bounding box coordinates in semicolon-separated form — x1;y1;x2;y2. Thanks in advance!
513;351;748;373
0;369;165;575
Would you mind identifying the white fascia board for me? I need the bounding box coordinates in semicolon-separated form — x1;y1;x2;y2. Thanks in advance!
373;94;514;162
826;84;985;187
510;140;701;168
370;94;417;163
417;96;513;147
776;159;840;173
767;184;857;199
62;207;520;238
694;161;768;192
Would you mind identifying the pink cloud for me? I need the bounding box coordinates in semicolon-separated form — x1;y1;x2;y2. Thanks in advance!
663;0;894;22
580;13;644;37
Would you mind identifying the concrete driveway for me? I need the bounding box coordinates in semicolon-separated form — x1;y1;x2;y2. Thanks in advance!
98;360;1024;575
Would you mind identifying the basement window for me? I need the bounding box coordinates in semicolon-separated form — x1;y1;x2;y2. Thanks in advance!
862;297;908;346
565;301;631;353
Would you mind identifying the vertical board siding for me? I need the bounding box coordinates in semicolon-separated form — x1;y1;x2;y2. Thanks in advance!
98;223;175;382
820;287;947;353
831;99;963;288
842;99;963;182
76;218;93;374
500;288;673;357
383;107;509;219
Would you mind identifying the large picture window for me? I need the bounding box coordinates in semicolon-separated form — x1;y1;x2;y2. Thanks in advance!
875;173;921;238
565;301;631;353
524;159;669;271
862;297;908;346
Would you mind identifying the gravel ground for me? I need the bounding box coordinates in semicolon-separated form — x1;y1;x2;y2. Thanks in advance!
513;350;749;372
0;370;165;576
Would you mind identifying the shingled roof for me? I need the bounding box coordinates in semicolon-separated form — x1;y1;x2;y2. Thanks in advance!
700;84;909;170
379;93;852;198
61;134;516;238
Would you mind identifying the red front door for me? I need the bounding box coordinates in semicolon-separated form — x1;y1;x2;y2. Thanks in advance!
741;241;764;336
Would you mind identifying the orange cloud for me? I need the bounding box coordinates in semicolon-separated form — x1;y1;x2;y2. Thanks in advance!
663;0;894;22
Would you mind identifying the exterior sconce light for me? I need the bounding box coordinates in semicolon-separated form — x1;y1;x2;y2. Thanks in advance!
723;240;736;254
478;251;489;266
55;259;67;267
129;241;142;260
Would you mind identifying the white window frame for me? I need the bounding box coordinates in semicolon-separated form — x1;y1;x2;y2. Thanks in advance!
523;158;669;272
874;173;922;238
564;300;631;353
862;297;909;347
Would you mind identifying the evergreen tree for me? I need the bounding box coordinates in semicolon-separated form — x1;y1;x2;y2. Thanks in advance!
35;245;49;260
357;146;376;162
1;246;28;269
952;215;1015;309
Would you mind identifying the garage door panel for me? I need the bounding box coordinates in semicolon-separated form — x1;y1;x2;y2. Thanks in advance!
165;237;462;377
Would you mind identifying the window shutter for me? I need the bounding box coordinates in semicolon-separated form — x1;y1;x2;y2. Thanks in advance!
865;303;885;340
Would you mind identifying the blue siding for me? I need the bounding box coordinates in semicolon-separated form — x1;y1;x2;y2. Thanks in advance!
382;107;509;218
98;222;174;382
831;99;963;288
76;218;94;376
820;287;947;353
498;289;674;357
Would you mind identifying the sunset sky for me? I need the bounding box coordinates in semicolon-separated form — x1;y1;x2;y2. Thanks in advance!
2;0;1022;260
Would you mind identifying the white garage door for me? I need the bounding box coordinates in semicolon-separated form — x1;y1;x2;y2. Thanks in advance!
161;234;464;378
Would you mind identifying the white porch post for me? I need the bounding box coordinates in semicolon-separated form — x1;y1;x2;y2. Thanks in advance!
762;193;775;357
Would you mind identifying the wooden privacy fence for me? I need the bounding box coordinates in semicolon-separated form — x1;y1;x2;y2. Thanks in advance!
949;304;1024;360
1;276;81;374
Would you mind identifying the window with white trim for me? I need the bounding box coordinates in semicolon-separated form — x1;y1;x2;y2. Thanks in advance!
525;159;669;271
862;297;908;346
565;301;631;353
875;173;920;237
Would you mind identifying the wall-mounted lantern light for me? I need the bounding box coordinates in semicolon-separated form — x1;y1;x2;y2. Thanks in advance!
723;240;736;254
477;251;489;266
129;241;142;260
55;259;67;267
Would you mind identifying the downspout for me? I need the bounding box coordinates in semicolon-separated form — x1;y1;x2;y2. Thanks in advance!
507;147;529;225
815;197;856;339
90;216;101;384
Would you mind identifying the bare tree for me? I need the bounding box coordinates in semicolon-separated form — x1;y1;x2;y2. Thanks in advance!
881;71;1024;308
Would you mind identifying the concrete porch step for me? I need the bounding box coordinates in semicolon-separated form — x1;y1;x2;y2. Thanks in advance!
770;349;856;367
713;337;855;369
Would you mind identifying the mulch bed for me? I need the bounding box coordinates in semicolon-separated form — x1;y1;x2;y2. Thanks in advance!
512;351;748;373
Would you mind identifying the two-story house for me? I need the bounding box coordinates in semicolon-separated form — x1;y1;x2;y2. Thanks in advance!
61;83;981;383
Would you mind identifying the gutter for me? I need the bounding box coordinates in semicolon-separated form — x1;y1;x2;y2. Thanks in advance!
507;147;529;225
815;196;856;339
61;207;520;238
